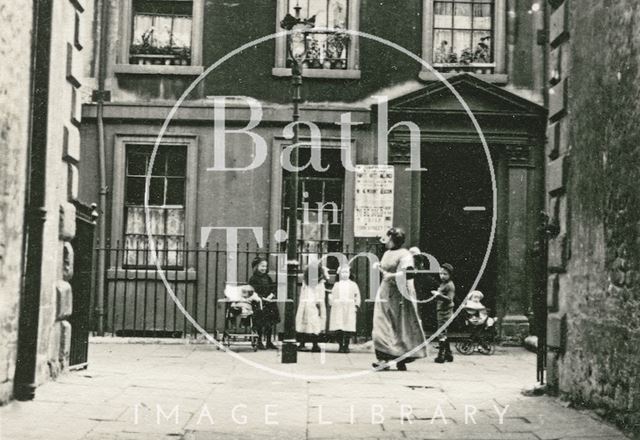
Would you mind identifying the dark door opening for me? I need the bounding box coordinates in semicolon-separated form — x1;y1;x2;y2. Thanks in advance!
69;212;95;368
419;142;496;333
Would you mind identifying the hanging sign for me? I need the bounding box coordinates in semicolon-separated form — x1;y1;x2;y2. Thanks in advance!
354;165;395;237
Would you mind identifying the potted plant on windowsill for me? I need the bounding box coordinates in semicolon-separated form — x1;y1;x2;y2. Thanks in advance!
326;29;349;69
306;38;322;69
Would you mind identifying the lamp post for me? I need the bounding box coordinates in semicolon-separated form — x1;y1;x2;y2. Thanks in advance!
280;4;314;364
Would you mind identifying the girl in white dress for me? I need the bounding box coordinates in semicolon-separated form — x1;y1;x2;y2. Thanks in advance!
295;265;328;352
329;265;361;353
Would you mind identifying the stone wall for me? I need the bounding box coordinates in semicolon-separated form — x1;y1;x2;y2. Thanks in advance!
0;0;87;402
545;0;640;436
0;0;34;404
35;0;86;385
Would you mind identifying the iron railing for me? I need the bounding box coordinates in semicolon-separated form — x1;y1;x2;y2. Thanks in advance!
96;240;385;339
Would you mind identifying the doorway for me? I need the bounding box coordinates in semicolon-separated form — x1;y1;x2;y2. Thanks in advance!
69;211;95;368
419;142;497;332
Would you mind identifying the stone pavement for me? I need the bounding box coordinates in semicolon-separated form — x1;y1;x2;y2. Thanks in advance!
0;341;631;440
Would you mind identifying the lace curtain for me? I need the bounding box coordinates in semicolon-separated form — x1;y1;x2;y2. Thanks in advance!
124;206;185;267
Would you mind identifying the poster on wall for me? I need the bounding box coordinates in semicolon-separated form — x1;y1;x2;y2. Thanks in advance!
354;165;395;237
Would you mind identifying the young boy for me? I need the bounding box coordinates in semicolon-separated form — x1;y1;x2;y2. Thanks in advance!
431;263;455;363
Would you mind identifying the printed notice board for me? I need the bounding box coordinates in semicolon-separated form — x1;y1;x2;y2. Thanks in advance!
354;165;395;237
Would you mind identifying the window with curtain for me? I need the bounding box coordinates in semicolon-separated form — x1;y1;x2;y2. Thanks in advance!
433;0;493;67
282;147;345;260
286;0;351;70
124;145;186;268
129;0;193;66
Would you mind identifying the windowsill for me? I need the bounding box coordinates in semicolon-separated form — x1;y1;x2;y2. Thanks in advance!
419;69;508;85
272;67;361;80
114;64;204;76
107;267;198;281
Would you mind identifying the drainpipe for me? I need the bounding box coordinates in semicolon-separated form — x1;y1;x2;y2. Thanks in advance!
14;0;54;401
506;0;517;80
94;0;110;335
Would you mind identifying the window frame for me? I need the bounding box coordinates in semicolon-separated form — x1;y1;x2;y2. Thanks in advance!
111;134;198;270
123;145;188;269
116;0;204;76
268;136;356;256
420;0;506;81
282;169;346;254
272;0;361;79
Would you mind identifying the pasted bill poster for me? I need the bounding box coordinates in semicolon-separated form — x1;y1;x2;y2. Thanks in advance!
354;165;395;237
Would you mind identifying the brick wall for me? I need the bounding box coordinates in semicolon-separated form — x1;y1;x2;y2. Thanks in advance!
545;0;640;435
0;1;34;404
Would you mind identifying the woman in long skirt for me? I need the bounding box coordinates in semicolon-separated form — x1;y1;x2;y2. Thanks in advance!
372;227;428;371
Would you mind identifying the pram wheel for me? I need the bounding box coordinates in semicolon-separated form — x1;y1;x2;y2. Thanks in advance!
478;338;495;355
455;340;475;355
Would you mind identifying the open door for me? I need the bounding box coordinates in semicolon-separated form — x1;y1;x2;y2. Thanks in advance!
69;205;96;368
420;142;497;332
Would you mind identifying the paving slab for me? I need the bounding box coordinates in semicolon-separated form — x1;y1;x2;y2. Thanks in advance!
0;342;631;440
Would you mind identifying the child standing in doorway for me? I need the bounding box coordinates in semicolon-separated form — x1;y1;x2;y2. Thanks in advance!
431;263;455;363
328;265;361;353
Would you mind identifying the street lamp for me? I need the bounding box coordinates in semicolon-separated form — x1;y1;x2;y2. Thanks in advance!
280;4;314;364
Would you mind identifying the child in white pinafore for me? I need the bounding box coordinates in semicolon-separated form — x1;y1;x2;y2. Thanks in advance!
295;265;328;352
329;265;361;353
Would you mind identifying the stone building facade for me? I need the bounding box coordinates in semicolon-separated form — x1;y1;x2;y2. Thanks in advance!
0;0;91;403
80;0;547;342
0;0;35;403
545;0;640;434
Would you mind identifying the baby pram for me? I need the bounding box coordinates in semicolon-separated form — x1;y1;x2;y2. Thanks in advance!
219;283;261;351
455;292;498;355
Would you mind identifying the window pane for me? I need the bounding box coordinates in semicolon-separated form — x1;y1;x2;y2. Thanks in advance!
127;151;148;176
433;29;453;63
288;0;309;18
301;212;322;241
130;1;193;65
309;0;327;27
148;208;166;235
302;180;323;205
473;3;492;29
126;177;145;205
434;2;453;28
166;150;186;176
151;150;167;176
166;236;184;266
329;222;342;240
126;206;146;234
307;33;328;66
132;15;154;46
452;30;472;62
165;177;185;205
166;208;185;235
154;15;173;47
453;3;472;29
328;0;348;29
472;31;492;63
125;235;146;265
149;177;165;205
172;17;192;48
324;180;343;207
